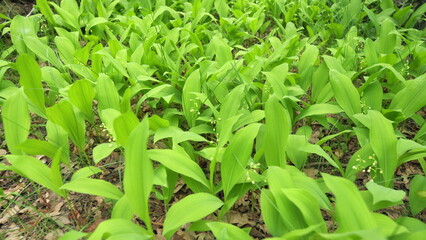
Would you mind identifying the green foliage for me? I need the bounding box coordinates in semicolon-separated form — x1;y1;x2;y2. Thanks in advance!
0;0;425;239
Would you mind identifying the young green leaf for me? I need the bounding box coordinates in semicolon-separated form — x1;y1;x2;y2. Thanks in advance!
221;123;261;197
264;96;291;167
6;155;62;195
68;79;95;123
92;142;118;164
148;149;210;189
61;178;123;200
16;54;46;116
46;100;86;151
163;193;223;239
389;75;426;120
96;74;120;112
409;175;426;215
206;222;252;240
322;173;377;232
2;90;30;155
124;117;153;231
329;69;361;122
113;112;139;146
88;219;151;240
354;110;397;187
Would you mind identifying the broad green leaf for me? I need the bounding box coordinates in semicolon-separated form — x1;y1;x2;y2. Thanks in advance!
282;189;327;233
298;44;319;90
163;193;223;238
295;103;343;121
366;180;405;205
111;195;134;220
18;139;58;159
354;110;397;187
2;90;30;154
322;173;377;232
16;54;46;116
148;149;210;188
6;155;61;195
55;36;75;65
261;189;286;237
221;123;261;197
96;74;120;112
264;96;290;167
47;101;85;150
154;126;207;144
124;118;153;231
263;63;288;99
68;80;95;123
59;231;87;240
10;16;38;55
361;80;383;111
23;36;63;70
209;36;232;65
36;0;56;25
71;166;103;181
377;18;397;55
113;112;139;146
88;219;151;240
61;178;123;200
206;222;252;240
182;70;201;128
409;175;426;215
300;143;342;171
92;142;118;164
389;75;426;120
330;69;361;121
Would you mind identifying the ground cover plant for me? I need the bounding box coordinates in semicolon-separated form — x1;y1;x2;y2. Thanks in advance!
0;0;426;239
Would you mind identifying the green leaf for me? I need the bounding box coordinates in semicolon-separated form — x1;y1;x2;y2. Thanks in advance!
18;139;58;160
2;90;30;154
10;16;38;55
71;167;102;181
113;112;139;146
377;18;397;54
163;193;223;238
36;0;56;25
221;123;261;197
389;75;426;120
16;54;46;116
295;103;343;121
354;110;397;187
6;155;62;195
93;142;118;164
322;173;377;232
409;175;426;215
61;178;123;200
182;70;201;128
59;231;87;240
88;219;151;240
68;79;95;123
148;149;210;189
23;36;63;70
46;101;85;151
111;195;134;220
366;180;405;205
329;69;361;121
206;222;252;240
124;117;153;231
282;188;327;233
96;74;120;112
261;189;286;237
264;96;290;167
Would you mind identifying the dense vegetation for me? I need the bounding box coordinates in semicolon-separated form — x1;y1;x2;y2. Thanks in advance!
0;0;426;239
